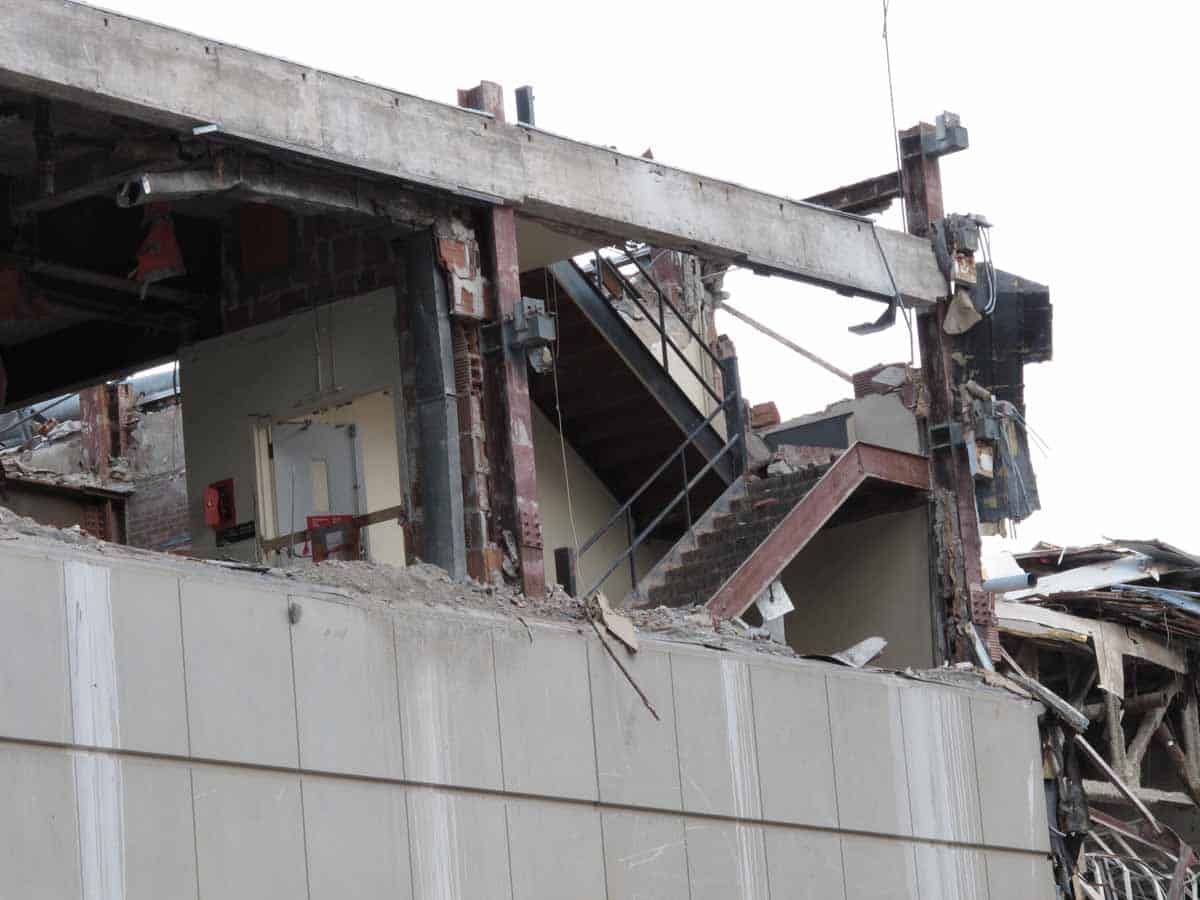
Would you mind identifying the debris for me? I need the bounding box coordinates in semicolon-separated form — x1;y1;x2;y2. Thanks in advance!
753;580;793;622
998;645;1089;733
592;592;638;652
803;635;887;668
588;616;659;722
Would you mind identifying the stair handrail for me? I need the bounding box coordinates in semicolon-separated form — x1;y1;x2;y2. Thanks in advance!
574;391;744;602
588;253;723;408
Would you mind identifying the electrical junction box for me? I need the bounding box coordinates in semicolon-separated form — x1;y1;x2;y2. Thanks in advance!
506;296;557;350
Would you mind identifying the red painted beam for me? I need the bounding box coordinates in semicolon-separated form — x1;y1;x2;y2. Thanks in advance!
706;443;929;621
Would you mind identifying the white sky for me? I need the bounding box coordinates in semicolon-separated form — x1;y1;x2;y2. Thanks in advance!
95;0;1200;553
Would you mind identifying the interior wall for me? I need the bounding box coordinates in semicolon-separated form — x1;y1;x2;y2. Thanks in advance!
312;392;405;564
532;405;665;597
782;507;934;669
179;290;407;564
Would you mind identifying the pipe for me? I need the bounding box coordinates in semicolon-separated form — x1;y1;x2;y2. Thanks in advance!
983;572;1037;592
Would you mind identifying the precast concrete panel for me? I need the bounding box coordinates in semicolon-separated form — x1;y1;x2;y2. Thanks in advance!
0;554;70;743
902;686;984;844
672;652;764;819
749;662;838;827
971;695;1051;852
119;757;200;900
587;642;682;809
407;787;512;900
840;835;919;899
191;767;309;900
684;819;770;900
396;616;503;791
985;848;1057;900
597;816;686;897
507;800;607;900
826;674;912;836
914;844;990;900
180;579;299;768
291;595;403;779
75;564;190;755
493;625;597;801
600;809;689;900
302;775;412;900
0;743;81;899
762;825;846;900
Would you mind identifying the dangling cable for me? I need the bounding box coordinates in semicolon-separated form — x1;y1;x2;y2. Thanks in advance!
882;0;908;234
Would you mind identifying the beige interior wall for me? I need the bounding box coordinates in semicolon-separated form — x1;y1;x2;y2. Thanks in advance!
532;405;664;598
313;391;405;566
782;507;934;669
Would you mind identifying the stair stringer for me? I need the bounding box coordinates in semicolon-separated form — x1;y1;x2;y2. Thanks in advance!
705;443;930;621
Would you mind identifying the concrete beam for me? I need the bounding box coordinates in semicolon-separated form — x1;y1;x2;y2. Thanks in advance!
0;0;947;306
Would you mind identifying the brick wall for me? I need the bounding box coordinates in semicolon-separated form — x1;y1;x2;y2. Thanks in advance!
221;208;398;334
125;472;191;553
124;402;191;554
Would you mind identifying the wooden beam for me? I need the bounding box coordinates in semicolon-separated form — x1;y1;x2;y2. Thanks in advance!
259;504;408;554
0;0;948;306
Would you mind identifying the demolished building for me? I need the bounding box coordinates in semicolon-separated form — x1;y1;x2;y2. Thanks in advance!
0;0;1153;896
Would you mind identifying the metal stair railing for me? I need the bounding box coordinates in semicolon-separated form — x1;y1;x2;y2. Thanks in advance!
571;390;745;603
588;250;724;412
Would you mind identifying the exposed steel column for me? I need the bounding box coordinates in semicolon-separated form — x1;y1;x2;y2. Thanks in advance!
903;121;991;662
460;81;546;598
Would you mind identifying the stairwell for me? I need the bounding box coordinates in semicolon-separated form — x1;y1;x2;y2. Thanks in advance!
636;461;834;609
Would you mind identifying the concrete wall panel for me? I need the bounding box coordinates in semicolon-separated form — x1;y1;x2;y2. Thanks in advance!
684;819;769;900
763;826;845;900
972;695;1050;852
104;565;189;755
915;844;989;900
601;810;689;900
396;617;503;791
0;743;81;900
0;554;69;742
291;596;403;779
986;849;1057;900
181;579;298;768
494;627;597;801
119;757;200;900
840;835;919;899
507;801;606;900
302;775;412;900
191;767;308;900
827;675;911;836
588;642;681;809
0;542;1057;899
407;788;512;900
673;653;763;819
751;662;838;827
902;686;984;844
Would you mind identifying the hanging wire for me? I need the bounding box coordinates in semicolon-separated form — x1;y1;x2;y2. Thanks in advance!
882;0;908;234
545;270;581;553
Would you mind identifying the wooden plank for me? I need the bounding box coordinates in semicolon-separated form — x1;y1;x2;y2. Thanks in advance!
0;0;947;305
260;504;407;554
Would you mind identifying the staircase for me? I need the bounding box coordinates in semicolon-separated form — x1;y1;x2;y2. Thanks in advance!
521;253;736;536
629;442;931;619
634;462;831;609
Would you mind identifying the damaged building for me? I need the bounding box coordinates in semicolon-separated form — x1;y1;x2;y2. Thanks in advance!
0;1;1185;897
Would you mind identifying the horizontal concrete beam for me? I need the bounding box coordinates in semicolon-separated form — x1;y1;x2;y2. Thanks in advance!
0;0;948;305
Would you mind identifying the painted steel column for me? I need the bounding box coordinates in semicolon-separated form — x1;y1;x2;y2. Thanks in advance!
405;230;467;580
903;121;990;663
459;81;545;598
489;207;544;598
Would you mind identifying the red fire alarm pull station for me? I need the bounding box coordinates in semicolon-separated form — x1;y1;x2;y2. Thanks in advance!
204;479;236;530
